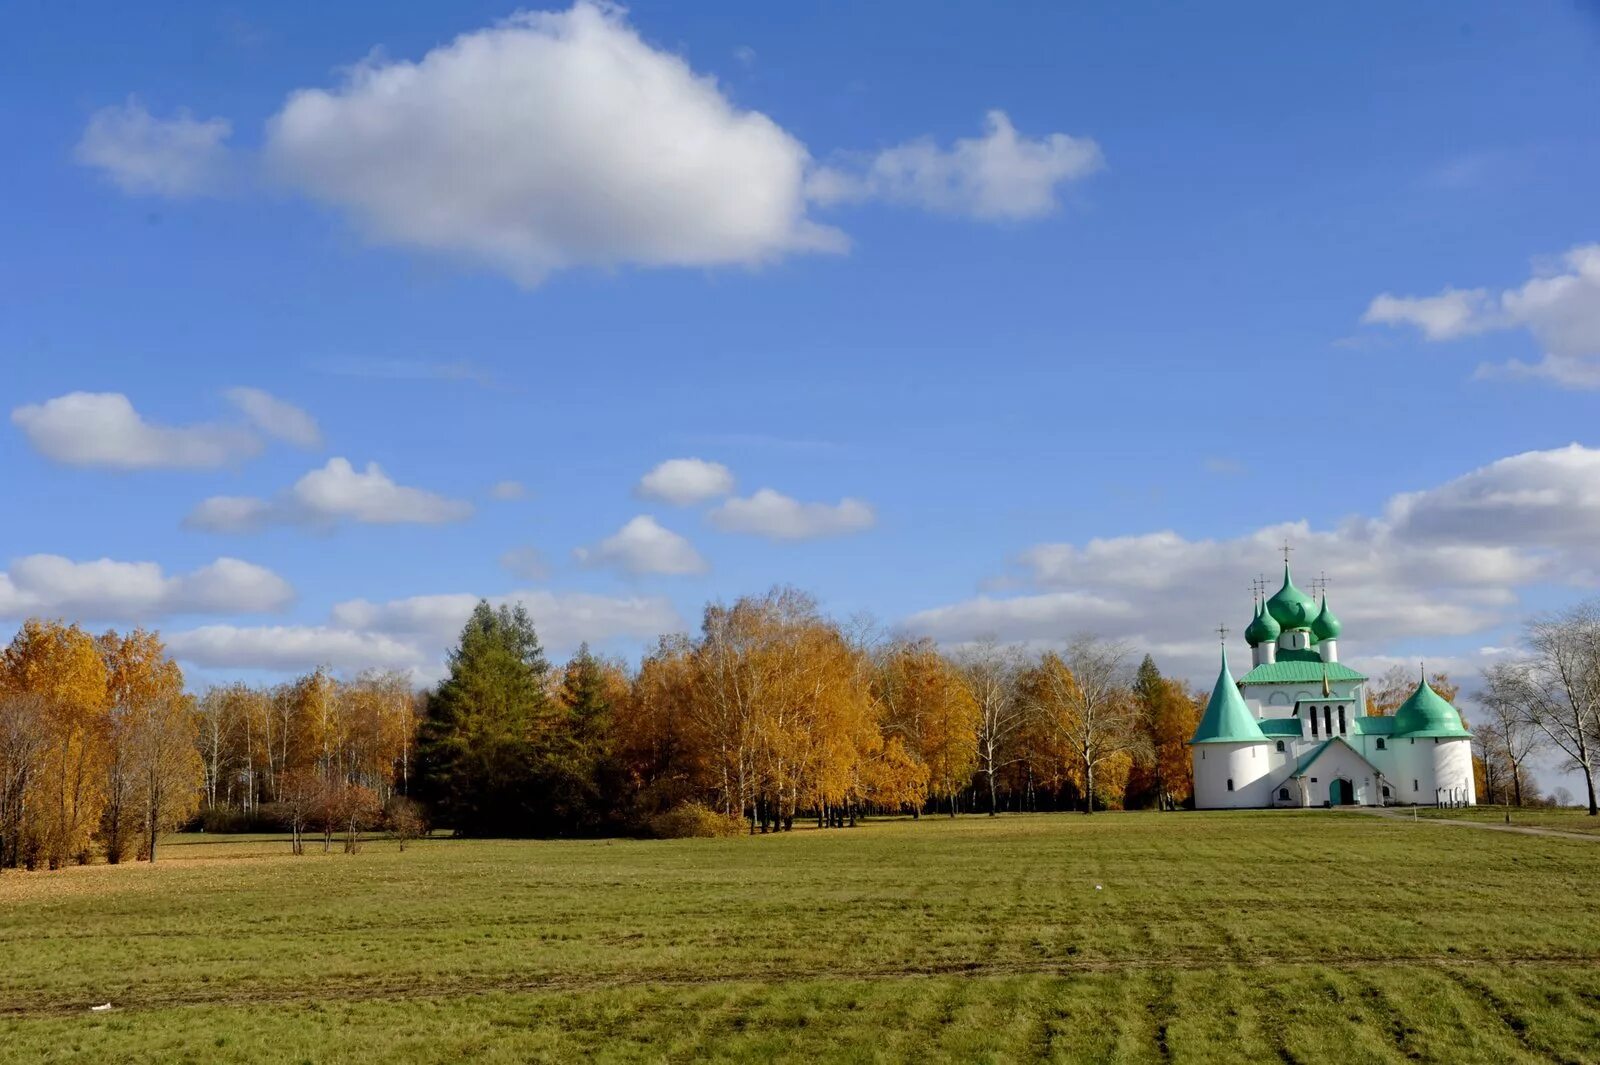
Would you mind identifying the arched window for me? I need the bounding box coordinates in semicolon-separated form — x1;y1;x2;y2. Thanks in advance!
1376;738;1386;751
1413;779;1419;792
1337;706;1347;734
1310;711;1319;737
1275;740;1285;752
1324;706;1333;735
1278;787;1290;801
1226;778;1235;792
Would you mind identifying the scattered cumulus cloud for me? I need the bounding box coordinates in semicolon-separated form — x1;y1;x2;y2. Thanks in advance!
1362;244;1600;388
185;457;473;532
75;97;234;197
0;555;293;620
263;2;843;286
575;515;708;576
489;480;528;501
224;387;322;448
708;488;875;540
636;458;735;505
809;110;1103;221
901;444;1600;680
12;392;261;470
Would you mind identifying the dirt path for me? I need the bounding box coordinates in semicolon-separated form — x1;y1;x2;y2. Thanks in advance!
1355;806;1600;842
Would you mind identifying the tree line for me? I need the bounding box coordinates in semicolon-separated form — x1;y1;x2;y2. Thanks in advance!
10;587;1592;867
0;588;1204;863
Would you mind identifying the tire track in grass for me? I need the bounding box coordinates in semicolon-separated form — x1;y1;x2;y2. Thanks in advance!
1442;968;1579;1065
5;955;1600;1020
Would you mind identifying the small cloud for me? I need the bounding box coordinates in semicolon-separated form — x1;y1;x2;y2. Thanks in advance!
185;457;473;532
708;488;875;540
489;480;528;501
637;458;735;506
809;110;1103;222
499;546;549;580
76;96;233;197
575;515;708;576
733;45;757;68
224;387;322;449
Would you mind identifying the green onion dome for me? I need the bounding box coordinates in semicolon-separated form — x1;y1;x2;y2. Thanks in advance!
1266;563;1318;630
1310;593;1342;641
1393;673;1471;737
1244;599;1281;647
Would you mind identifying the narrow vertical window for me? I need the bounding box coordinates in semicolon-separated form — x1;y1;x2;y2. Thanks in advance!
1324;706;1333;736
1310;710;1318;737
1338;706;1347;734
1226;778;1234;792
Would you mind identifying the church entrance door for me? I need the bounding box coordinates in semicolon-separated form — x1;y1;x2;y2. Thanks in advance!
1329;778;1354;805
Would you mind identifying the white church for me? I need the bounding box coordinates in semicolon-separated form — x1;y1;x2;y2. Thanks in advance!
1190;561;1475;809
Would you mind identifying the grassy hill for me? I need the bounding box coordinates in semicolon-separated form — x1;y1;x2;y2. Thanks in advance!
3;811;1598;1063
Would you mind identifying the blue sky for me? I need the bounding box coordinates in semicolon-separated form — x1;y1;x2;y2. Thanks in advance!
3;1;1599;694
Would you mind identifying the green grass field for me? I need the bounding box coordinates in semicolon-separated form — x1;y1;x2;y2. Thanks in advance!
3;811;1599;1063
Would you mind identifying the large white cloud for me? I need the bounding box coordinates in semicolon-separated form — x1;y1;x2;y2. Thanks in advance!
636;458;734;505
808;110;1103;221
0;555;293;620
12;392;261;470
186;457;474;532
171;587;682;677
75;97;233;197
1362;244;1600;388
900;444;1600;681
709;488;875;540
11;389;316;470
264;2;843;285
575;515;708;576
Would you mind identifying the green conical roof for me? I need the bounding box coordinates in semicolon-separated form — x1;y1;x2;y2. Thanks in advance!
1190;647;1268;744
1266;563;1318;630
1310;593;1342;641
1392;672;1471;737
1244;598;1281;647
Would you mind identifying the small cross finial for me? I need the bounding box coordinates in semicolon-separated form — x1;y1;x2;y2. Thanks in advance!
1312;571;1331;597
1216;623;1229;644
1281;539;1294;564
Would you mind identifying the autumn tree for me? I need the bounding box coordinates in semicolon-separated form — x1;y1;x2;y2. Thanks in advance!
0;694;49;869
1;621;110;868
1025;637;1140;813
1125;656;1202;810
874;639;978;817
1367;665;1459;715
957;640;1026;816
99;629;200;863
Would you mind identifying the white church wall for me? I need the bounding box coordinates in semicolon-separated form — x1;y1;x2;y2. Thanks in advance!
1293;742;1381;806
1193;742;1274;808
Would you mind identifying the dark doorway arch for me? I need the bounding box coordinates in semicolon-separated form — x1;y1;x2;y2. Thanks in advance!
1329;778;1355;806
